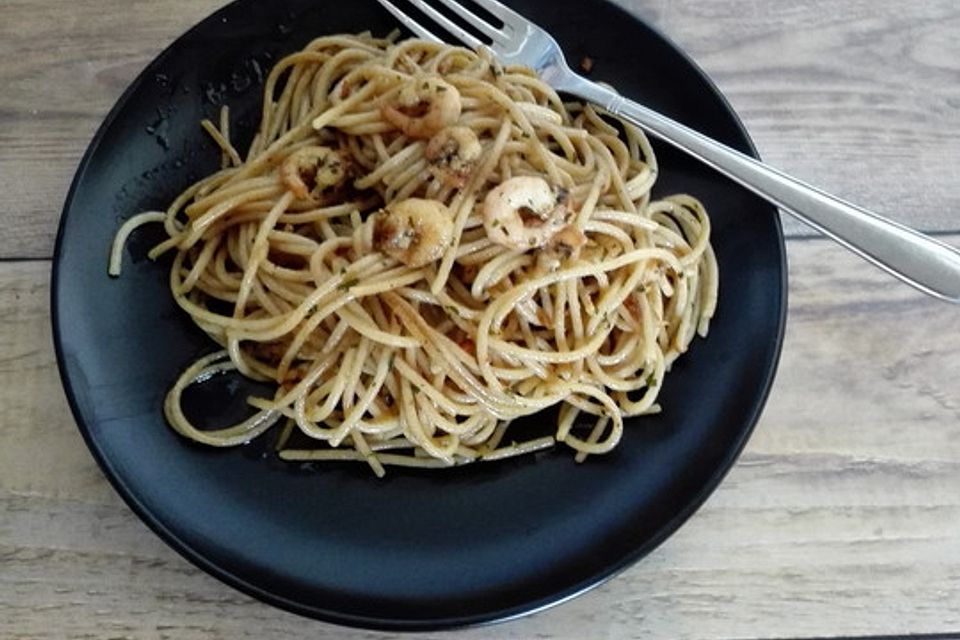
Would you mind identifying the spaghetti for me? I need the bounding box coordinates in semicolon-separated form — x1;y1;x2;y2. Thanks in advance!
110;33;718;476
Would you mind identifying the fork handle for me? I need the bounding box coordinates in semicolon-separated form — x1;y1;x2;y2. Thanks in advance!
567;78;960;303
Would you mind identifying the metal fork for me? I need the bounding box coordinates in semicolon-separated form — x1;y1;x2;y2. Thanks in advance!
375;0;960;303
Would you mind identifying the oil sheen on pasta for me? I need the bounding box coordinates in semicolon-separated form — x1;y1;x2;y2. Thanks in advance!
110;33;718;476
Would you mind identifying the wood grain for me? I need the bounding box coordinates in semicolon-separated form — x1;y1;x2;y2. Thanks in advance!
0;0;217;260
2;236;958;639
1;0;959;257
618;0;960;238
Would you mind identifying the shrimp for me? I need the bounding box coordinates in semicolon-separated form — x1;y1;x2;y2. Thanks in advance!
483;176;572;250
381;77;462;139
425;126;482;189
373;198;454;268
280;146;347;201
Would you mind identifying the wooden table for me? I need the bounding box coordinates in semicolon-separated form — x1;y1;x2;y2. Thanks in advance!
2;1;958;637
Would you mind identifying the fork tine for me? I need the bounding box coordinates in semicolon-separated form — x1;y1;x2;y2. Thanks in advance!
374;0;445;43
464;0;527;29
431;0;508;43
405;0;484;50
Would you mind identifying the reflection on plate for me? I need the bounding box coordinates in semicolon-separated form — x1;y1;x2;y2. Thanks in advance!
53;0;786;630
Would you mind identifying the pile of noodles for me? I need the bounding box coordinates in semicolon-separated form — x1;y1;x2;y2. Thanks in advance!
110;32;717;476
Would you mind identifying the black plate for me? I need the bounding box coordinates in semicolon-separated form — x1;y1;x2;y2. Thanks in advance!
53;0;786;630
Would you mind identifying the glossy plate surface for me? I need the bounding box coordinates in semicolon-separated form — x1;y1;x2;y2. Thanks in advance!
53;0;787;630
